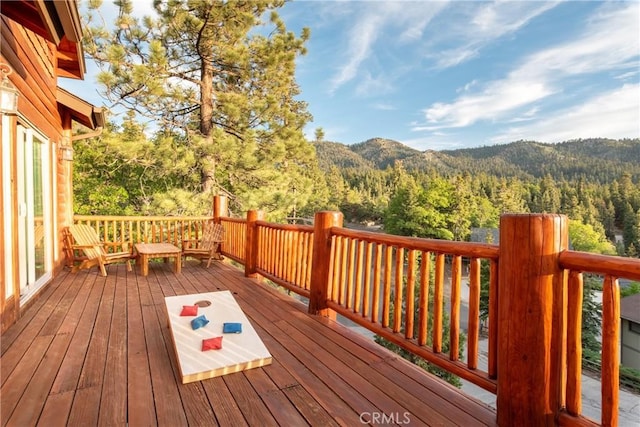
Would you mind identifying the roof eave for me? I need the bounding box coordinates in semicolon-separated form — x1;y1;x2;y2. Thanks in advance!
57;87;105;130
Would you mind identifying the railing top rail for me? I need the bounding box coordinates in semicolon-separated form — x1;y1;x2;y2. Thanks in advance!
74;215;212;221
219;216;246;224
559;250;640;281
255;220;314;233
331;226;500;260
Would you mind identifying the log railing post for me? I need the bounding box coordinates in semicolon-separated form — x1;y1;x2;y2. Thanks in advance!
497;214;568;426
212;195;228;223
245;209;265;279
308;211;343;319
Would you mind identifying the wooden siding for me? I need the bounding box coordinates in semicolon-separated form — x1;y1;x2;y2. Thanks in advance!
0;261;497;426
1;17;61;139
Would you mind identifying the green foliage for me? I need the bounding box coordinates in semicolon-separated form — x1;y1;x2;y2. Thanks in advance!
83;0;319;217
581;275;603;355
569;220;616;254
619;365;640;393
73;122;207;215
318;138;639;256
384;165;454;240
374;257;465;388
621;282;640;298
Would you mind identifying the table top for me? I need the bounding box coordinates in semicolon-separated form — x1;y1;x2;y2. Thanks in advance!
135;242;181;255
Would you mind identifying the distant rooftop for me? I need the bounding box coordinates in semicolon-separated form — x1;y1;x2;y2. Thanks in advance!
621;293;640;324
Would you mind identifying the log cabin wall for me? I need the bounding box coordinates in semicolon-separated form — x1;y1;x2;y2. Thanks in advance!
1;15;67;333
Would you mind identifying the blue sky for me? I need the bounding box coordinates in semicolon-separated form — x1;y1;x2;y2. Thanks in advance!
61;1;640;151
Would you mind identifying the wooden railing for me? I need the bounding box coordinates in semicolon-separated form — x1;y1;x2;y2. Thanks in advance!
325;226;499;392
72;195;640;427
219;217;246;263
557;252;640;427
212;203;639;427
255;221;314;297
73;215;212;250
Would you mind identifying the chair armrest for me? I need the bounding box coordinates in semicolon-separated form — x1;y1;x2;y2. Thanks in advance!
72;243;99;250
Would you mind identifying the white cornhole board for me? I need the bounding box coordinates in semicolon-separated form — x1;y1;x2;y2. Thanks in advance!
164;290;272;383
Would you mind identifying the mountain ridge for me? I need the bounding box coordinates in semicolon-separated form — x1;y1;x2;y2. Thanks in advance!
313;137;640;182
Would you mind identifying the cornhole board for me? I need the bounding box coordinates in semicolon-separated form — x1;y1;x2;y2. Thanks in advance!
164;290;272;383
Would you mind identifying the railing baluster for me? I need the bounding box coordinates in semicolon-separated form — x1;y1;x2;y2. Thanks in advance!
467;258;480;370
339;237;349;305
393;247;404;333
346;238;356;309
601;275;620;427
418;251;430;346
362;242;373;318
332;236;342;303
382;245;393;329
450;255;462;361
405;249;416;339
354;240;364;313
488;259;498;379
433;253;445;353
566;270;583;416
372;243;382;324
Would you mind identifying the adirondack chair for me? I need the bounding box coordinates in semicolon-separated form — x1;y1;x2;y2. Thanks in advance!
182;222;225;267
66;224;133;276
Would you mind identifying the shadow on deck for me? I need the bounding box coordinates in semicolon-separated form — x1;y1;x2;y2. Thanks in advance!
1;260;496;426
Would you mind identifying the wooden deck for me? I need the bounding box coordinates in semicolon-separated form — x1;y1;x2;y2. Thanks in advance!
1;260;496;426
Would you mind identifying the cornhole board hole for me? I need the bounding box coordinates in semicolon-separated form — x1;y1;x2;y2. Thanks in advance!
164;290;272;384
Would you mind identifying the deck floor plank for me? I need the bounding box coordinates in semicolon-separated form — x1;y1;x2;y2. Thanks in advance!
1;336;54;425
222;370;279;426
231;282;429;423
202;376;247;426
243;368;310;426
126;264;157;426
0;261;497;427
98;266;129;426
0;277;71;384
0;272;68;356
138;268;188;427
282;384;340;427
277;301;488;426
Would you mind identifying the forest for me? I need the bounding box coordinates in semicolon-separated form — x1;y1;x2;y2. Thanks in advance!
312;136;640;257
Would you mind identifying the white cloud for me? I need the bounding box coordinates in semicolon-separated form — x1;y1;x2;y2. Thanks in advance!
432;1;560;69
516;3;639;80
329;2;447;93
419;2;639;132
329;12;384;92
422;80;554;129
491;84;640;143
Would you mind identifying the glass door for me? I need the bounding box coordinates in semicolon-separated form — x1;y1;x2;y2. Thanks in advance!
17;125;51;300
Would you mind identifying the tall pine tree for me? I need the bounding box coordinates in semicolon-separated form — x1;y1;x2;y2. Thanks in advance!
83;0;318;217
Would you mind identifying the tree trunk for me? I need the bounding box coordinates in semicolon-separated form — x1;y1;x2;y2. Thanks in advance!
200;56;216;193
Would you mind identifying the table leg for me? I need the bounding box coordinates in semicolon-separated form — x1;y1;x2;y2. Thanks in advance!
141;254;149;276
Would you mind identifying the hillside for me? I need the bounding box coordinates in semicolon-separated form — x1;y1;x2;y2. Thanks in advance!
314;137;640;182
313;140;374;170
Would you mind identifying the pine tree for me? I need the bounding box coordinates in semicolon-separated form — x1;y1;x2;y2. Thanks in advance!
83;0;316;217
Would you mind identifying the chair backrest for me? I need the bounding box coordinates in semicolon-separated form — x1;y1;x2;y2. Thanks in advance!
201;223;225;249
68;224;106;260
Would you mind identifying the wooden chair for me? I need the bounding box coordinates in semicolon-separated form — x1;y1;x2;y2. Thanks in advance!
182;222;225;267
66;224;133;276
